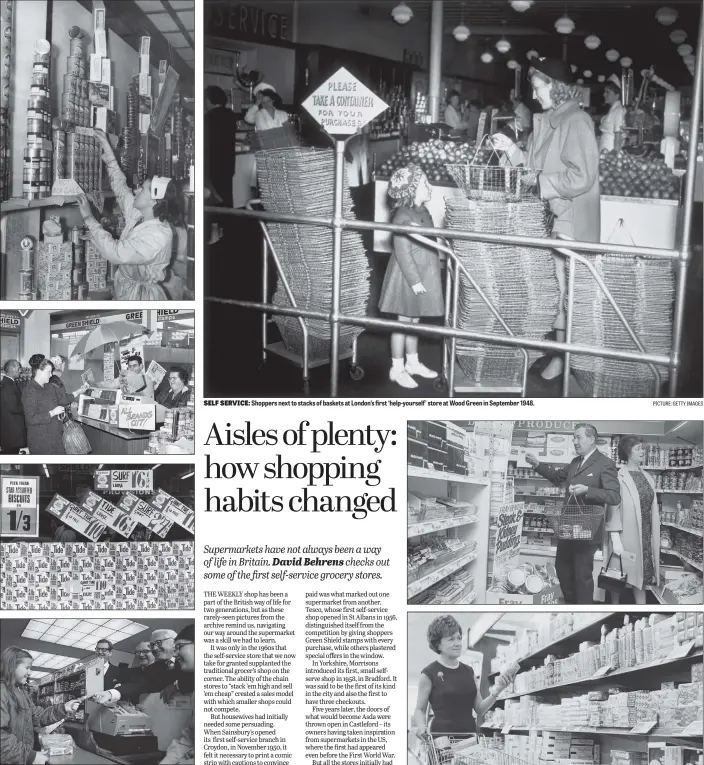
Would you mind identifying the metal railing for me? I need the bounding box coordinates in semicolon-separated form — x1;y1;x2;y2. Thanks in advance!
206;16;703;398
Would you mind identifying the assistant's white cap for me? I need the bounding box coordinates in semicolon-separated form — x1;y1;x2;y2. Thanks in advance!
607;74;622;89
253;82;276;96
151;176;171;200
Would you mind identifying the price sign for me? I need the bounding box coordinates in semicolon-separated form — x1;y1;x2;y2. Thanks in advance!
592;664;614;678
1;477;39;537
148;490;195;533
667;640;696;661
109;470;153;492
118;403;156;431
301;67;388;136
629;720;658;735
61;503;106;542
79;491;137;539
51;178;84;197
126;497;173;538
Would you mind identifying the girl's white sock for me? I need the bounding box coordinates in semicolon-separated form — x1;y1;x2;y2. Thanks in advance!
406;353;419;366
391;357;405;372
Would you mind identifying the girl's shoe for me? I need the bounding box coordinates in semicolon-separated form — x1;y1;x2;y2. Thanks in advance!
406;360;438;379
390;367;418;388
541;356;563;381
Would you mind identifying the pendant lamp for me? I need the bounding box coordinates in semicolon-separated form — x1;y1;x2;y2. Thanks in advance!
391;2;413;25
584;35;601;50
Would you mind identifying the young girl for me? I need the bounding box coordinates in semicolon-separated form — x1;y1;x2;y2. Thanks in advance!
1;646;81;764
379;164;444;389
76;128;182;301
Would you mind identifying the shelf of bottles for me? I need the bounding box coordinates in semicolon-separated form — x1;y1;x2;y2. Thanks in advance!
368;84;410;139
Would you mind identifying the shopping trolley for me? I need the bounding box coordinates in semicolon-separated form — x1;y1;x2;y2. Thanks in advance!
414;732;533;765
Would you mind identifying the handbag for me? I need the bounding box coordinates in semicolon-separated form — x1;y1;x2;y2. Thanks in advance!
62;410;92;455
597;552;629;593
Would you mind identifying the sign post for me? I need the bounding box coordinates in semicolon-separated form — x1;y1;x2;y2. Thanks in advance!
302;68;388;397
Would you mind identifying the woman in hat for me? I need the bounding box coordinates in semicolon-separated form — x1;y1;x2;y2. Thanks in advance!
599;76;626;153
245;84;289;132
492;58;600;382
76;129;181;301
379;165;444;389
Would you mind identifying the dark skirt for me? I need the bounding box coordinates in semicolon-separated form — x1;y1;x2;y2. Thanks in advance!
378;243;444;318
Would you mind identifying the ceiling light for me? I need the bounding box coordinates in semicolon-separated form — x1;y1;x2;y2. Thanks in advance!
620;57;633;68
496;37;511;54
655;6;678;26
481;52;494;63
570;64;577;73
598;75;606;82
151;464;162;471
526;49;539;60
23;631;44;640
507;59;518;69
181;471;195;480
555;16;575;35
584;70;592;78
453;23;470;42
577;78;584;84
510;0;533;11
584;35;601;50
670;29;687;44
605;49;620;62
678;44;693;57
683;54;696;66
391;1;413;24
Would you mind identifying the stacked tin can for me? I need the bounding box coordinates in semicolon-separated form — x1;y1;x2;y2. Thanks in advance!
71;225;89;299
62;28;89;128
23;39;52;200
120;76;139;180
0;1;13;201
18;235;35;299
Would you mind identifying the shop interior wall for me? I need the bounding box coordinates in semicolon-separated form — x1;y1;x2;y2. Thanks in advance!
20;313;52;365
50;338;105;392
10;0;160;198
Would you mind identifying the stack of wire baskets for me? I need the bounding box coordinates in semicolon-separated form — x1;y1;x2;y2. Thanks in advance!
570;240;675;397
257;147;371;360
445;153;559;387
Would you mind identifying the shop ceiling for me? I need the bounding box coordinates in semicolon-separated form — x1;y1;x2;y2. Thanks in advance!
377;1;701;84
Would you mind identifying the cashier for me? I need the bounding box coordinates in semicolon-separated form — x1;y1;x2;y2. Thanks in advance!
244;84;289;131
157;368;191;409
599;75;625;153
96;355;155;399
444;91;469;132
76;129;181;301
160;626;195;765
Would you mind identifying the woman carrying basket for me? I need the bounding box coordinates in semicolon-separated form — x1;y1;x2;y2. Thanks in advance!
491;58;600;382
413;616;517;745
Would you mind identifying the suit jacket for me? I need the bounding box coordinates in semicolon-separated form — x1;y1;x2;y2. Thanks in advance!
104;663;125;691
0;375;27;450
533;450;621;542
115;660;179;701
158;386;191;409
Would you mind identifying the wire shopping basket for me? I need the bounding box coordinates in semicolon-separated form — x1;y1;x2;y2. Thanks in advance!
546;492;606;541
417;733;533;765
445;135;539;203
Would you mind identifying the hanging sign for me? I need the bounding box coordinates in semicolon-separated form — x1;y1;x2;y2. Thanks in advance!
491;502;525;586
44;494;106;542
78;491;138;539
118;493;173;537
302;67;388;136
96;469;154;493
0;313;21;329
147;489;195;533
205;2;291;43
0;477;39;537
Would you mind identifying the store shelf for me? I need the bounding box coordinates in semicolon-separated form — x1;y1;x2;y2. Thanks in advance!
520;545;556;557
1;191;115;214
657;490;703;495
515;493;562;498
523;529;554;534
480;725;701;741
661;548;704;572
646;465;703;472
414;586;477;607
662;521;704;539
408;515;479;537
407;550;478;599
497;650;703;700
408;466;487;485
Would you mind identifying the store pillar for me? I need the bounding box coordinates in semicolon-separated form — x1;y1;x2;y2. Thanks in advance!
428;0;443;123
20;311;51;362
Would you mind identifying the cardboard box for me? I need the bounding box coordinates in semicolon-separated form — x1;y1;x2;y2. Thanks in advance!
93;106;116;134
101;58;111;85
485;583;562;605
90;54;103;83
140;36;150;56
94;29;107;57
139;74;152;97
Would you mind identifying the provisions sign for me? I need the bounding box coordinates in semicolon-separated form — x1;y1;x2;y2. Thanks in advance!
1;477;39;537
302;67;388;136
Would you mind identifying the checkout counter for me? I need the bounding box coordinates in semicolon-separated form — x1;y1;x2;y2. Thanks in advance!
37;654;193;765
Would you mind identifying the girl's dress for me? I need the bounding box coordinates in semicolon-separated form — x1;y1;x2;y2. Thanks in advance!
378;205;444;317
420;661;477;737
84;153;172;300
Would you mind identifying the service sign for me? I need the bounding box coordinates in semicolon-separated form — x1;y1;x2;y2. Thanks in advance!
302;67;388;136
1;477;39;537
109;470;153;493
148;490;195;533
78;491;137;539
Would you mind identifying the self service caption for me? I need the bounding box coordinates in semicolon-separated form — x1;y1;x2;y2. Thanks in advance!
204;420;398;520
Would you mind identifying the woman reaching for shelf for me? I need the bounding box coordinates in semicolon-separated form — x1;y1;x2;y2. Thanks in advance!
0;646;82;765
413;615;517;742
605;435;660;605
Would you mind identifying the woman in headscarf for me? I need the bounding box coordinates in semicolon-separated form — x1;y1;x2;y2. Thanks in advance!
492;58;600;381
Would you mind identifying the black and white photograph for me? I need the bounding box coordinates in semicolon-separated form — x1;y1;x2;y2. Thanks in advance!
407;420;703;606
204;0;703;398
0;617;195;764
0;463;194;611
407;611;704;764
0;309;195;456
0;0;195;301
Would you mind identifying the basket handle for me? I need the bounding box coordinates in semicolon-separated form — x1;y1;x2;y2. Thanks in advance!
567;490;587;508
470;134;503;167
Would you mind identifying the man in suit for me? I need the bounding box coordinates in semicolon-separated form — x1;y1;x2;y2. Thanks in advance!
157;368;191;409
121;641;154;704
95;640;125;692
204;86;238;208
526;423;621;604
0;359;28;454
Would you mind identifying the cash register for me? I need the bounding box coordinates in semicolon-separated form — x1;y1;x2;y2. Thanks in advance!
87;700;159;755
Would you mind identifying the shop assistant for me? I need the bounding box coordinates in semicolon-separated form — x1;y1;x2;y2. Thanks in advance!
76;129;181;301
526;423;621;604
96;355;155;398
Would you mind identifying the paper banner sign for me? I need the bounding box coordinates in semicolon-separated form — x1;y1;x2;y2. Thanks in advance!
78;491;137;539
44;494;106;542
147;489;195;533
117;492;173;538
